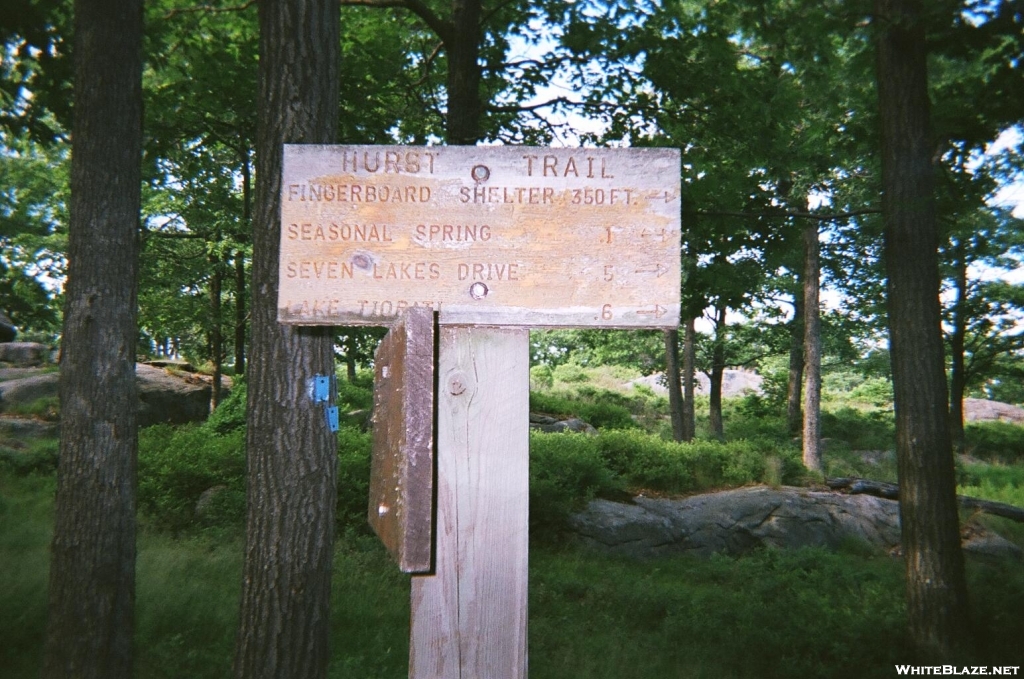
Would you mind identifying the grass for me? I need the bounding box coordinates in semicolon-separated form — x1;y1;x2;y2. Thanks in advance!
3;363;1024;676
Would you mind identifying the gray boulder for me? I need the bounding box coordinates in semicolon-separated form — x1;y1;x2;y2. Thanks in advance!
0;363;224;427
964;398;1024;425
0;372;59;410
570;486;1021;561
530;412;598;435
0;342;50;367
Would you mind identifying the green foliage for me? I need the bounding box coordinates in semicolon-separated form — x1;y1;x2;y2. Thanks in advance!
529;432;624;536
0;438;59;476
964;421;1024;464
958;462;1024;508
138;424;246;532
820;407;895;451
336;375;374;413
205;380;247;433
0;395;59;421
336;426;373;535
847;377;894;408
530;390;636;430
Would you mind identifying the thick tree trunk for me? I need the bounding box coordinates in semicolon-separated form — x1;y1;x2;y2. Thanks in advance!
42;0;142;676
787;289;804;436
708;305;726;438
949;247;968;454
665;328;685;441
231;0;340;677
875;0;972;659
802;223;822;473
445;0;482;144
682;316;696;442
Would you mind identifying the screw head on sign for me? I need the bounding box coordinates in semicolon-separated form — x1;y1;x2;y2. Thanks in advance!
469;282;488;300
471;164;490;182
378;504;389;517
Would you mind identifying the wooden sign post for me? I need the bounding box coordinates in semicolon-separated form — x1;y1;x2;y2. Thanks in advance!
279;145;680;679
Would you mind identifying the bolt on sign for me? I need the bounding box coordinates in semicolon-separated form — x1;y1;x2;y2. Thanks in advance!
278;145;681;328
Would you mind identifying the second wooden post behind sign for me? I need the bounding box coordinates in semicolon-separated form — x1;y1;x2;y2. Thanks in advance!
410;326;529;679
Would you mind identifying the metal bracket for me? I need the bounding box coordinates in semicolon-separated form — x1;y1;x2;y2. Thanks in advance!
325;405;339;432
311;374;339;432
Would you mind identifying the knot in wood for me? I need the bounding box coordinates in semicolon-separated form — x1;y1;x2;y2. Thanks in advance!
448;371;469;396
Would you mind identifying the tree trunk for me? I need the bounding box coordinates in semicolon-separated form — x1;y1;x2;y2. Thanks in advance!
665;328;685;441
445;0;482;144
802;222;822;473
42;0;142;676
234;145;251;376
787;289;804;436
682;316;696;441
210;252;223;408
875;0;972;659
231;0;340;676
949;244;968;454
708;305;726;438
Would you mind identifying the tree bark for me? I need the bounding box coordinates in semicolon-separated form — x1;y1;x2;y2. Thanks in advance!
682;316;696;441
665;328;685;441
802;222;822;473
708;305;726;438
446;0;482;144
234;145;251;376
875;0;972;659
210;252;223;408
42;0;142;676
231;0;340;676
787;288;804;436
949;244;968;454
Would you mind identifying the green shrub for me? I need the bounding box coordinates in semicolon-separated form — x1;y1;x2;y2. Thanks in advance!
964;421;1024;463
530;364;554;390
0;439;59;476
552;361;590;384
138;424;246;531
847;377;893;407
820;407;894;450
336;426;373;534
3;396;59;421
205;380;247;433
529;432;624;535
336;376;373;412
530;391;636;430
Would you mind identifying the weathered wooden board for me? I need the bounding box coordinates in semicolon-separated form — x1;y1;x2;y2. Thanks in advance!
368;306;435;573
278;145;681;328
409;327;529;679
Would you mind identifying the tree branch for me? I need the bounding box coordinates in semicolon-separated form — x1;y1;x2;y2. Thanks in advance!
486;96;571;113
162;0;255;20
693;208;882;223
340;0;453;44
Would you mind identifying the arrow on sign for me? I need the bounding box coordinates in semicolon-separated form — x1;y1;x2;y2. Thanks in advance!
635;264;670;278
637;305;668;319
641;228;668;241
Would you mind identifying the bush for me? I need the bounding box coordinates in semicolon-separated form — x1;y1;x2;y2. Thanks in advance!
529;432;624;535
530;390;637;430
336;426;373;534
820;407;894;450
205;381;247;433
0;439;59;476
964;421;1024;463
138;424;246;531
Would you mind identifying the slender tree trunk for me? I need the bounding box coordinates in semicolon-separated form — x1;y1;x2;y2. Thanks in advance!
949;246;968;454
787;289;804;436
709;305;726;438
875;0;972;659
231;0;340;676
43;0;142;676
665;328;685;441
682;316;696;441
234;146;251;376
802;222;822;473
446;0;482;144
210;253;223;408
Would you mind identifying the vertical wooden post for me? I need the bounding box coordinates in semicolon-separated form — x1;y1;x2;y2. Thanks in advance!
410;326;529;679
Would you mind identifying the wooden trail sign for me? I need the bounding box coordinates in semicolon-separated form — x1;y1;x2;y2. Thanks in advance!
369;306;435;573
278;145;681;328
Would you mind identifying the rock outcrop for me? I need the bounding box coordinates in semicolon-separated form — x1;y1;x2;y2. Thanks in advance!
0;363;228;427
0;342;50;367
570;486;1021;561
964;398;1024;424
